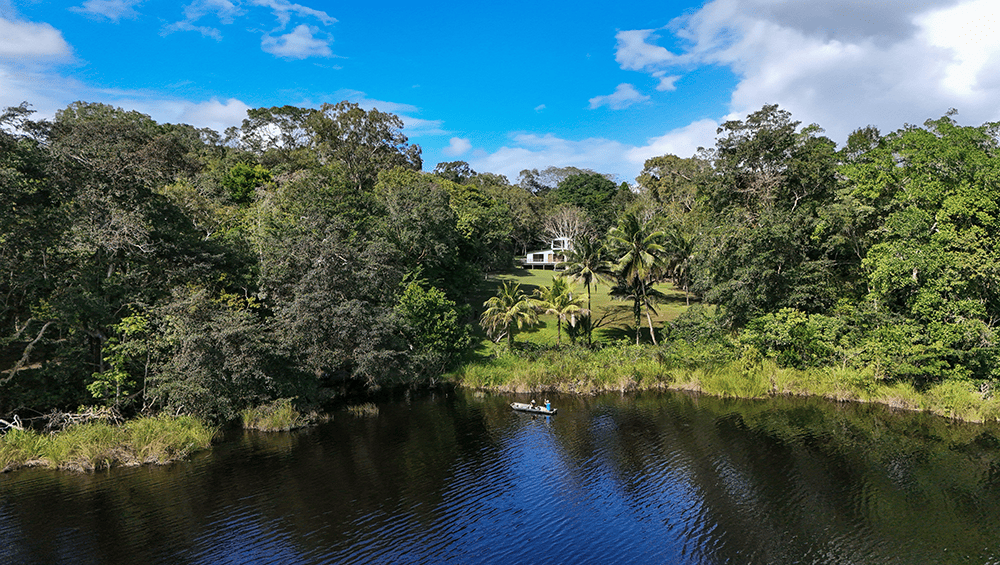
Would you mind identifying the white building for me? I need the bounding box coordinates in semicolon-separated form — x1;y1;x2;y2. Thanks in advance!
520;237;572;270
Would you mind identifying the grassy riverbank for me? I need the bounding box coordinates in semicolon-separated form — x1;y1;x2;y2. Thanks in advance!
448;344;1000;423
0;415;216;473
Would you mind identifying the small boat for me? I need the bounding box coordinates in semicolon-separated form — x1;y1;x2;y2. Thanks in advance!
510;402;557;415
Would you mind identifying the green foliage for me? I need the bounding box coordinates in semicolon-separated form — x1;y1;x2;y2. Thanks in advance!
694;104;842;327
553;172;621;232
741;308;844;369
221;162;272;203
396;279;473;376
147;288;288;422
608;211;669;344
481;281;538;349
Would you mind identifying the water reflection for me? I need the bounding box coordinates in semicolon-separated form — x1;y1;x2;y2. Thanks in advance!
2;390;1000;564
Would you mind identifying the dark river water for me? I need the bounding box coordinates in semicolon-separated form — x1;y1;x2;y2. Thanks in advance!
3;389;1000;565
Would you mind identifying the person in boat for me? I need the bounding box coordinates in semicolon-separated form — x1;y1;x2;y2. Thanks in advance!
545;399;551;411
530;399;537;409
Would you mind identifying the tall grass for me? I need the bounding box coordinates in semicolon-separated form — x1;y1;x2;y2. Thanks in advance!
0;415;215;473
450;344;1000;423
241;398;304;431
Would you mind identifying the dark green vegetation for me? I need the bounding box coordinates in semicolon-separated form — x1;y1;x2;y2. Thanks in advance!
3;98;1000;447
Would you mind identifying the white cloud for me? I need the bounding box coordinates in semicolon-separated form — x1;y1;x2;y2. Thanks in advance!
615;29;678;71
70;0;143;22
916;0;1000;98
588;83;650;110
442;137;471;157
534;104;546;112
334;89;418;114
614;0;1000;144
261;24;332;59
163;20;223;40
400;115;447;136
182;0;240;24
469;133;633;182
0;18;71;58
653;73;680;92
466;118;720;184
251;0;336;27
163;0;241;39
625;119;719;165
176;97;250;131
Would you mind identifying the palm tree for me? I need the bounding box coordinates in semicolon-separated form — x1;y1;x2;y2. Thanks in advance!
663;223;698;306
609;277;669;345
480;280;538;350
557;234;613;345
607;212;667;345
532;276;586;345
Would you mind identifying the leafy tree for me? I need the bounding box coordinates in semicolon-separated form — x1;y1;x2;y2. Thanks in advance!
694;104;841;327
147;288;289;422
221;162;272;204
374;168;476;295
307;101;422;192
395;279;472;375
433;161;477;184
636;154;710;213
553;172;621;232
481;281;538;350
844;113;1000;382
228;105;317;171
517;165;599;195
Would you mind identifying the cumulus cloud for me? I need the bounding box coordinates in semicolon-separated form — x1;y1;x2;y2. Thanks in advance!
615;29;678;71
261;24;332;59
0;18;72;58
469;133;632;183
465;118;721;185
70;0;143;22
614;0;1000;144
442;137;472;157
175;97;250;131
588;83;650;110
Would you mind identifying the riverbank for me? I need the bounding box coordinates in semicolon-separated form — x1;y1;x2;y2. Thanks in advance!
0;415;216;473
447;344;1000;424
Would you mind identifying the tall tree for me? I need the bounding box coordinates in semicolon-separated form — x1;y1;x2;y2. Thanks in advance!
553;172;621;233
694;104;841;327
557;234;613;345
844;112;1000;382
307;101;422;192
607;212;667;344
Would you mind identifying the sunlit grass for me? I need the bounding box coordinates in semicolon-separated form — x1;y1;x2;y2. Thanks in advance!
0;415;215;473
471;268;689;350
450;344;1000;423
241;398;305;432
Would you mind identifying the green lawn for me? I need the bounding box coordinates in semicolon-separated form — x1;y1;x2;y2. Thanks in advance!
466;267;694;350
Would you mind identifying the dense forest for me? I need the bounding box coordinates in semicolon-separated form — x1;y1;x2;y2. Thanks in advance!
3;100;999;424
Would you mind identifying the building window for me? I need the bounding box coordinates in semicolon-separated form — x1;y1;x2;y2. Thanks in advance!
532;253;544;263
552;239;563;249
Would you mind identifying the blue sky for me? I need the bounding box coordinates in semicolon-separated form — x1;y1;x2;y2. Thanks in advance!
3;0;1000;183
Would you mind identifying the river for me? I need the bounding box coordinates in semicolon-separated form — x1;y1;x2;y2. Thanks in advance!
3;389;1000;564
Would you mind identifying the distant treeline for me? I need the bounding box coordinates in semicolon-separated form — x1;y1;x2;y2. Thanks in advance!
2;100;999;423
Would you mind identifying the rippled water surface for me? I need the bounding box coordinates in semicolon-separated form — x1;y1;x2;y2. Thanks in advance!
4;389;1000;564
